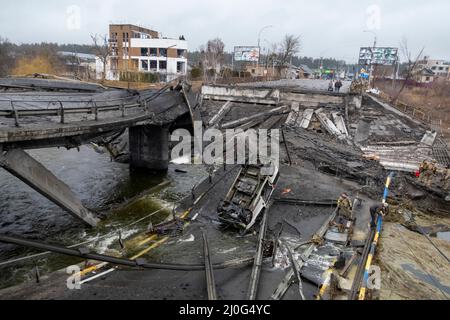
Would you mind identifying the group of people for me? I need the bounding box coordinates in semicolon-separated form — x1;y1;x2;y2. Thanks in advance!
418;159;450;189
337;193;389;229
334;158;448;231
328;79;343;92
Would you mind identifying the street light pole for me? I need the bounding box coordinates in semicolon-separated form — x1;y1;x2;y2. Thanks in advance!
166;44;177;83
257;25;274;75
364;30;377;88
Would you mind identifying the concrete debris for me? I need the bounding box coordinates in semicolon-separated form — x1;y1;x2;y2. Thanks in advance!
420;131;437;147
221;106;288;129
299;109;315;129
361;145;433;173
208;101;233;127
315;108;346;140
332;112;349;137
2;78;450;302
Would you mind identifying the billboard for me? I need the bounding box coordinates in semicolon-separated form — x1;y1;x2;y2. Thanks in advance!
359;47;398;66
234;46;260;62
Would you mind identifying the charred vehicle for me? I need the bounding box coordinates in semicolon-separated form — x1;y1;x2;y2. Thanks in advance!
218;163;279;232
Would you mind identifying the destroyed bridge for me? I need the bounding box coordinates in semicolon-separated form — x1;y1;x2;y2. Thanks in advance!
0;77;196;227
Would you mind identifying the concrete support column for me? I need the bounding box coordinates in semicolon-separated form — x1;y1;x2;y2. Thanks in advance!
129;125;169;171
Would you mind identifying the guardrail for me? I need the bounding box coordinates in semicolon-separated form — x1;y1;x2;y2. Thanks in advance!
0;79;181;127
0;100;145;127
375;91;440;126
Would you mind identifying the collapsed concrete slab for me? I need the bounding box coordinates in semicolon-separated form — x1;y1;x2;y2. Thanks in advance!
420;131;437;147
0;148;99;227
315;108;346;140
332;112;349;137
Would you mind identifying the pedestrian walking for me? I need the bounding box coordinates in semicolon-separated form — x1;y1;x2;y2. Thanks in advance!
335;79;343;92
328;80;334;92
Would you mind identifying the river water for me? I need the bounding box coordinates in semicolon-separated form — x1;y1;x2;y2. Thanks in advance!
0;146;207;288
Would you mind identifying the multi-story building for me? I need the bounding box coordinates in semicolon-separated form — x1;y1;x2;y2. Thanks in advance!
416;57;450;81
108;24;188;82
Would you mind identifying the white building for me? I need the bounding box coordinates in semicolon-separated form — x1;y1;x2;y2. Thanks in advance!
108;24;188;82
417;58;450;80
131;38;188;82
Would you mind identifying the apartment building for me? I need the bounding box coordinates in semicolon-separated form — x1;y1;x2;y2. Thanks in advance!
108;24;188;82
417;57;450;80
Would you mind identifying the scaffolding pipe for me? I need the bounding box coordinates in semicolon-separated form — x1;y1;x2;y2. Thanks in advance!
0;234;253;272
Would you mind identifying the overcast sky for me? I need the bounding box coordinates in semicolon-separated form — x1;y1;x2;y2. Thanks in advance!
1;0;449;63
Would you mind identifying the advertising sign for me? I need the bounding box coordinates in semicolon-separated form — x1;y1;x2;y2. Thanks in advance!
234;46;260;62
359;47;398;66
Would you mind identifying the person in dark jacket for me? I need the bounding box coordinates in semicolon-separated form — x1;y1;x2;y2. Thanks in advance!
335;80;343;92
369;202;389;228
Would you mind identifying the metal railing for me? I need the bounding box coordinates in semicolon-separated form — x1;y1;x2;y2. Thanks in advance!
0;100;145;127
0;79;181;127
375;91;438;126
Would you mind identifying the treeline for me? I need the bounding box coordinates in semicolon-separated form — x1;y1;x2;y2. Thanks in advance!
0;37;96;76
188;50;357;72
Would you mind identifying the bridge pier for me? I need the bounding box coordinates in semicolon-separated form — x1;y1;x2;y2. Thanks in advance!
129;125;169;171
0;148;99;227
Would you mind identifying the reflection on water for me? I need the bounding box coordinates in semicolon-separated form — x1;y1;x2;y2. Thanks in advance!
436;232;450;242
0;145;207;289
402;263;450;295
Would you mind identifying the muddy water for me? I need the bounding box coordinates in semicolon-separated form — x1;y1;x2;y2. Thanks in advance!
0;146;207;289
437;232;450;242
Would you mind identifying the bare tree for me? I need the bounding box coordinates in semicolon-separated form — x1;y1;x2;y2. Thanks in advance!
91;34;111;81
200;38;225;83
391;37;424;104
278;35;301;67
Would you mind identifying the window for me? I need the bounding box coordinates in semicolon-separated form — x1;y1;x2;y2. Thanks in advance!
431;66;437;70
150;48;157;56
426;76;430;81
439;67;444;71
177;62;185;73
141;48;149;56
141;60;149;71
159;61;167;70
159;48;167;57
150;60;157;71
177;49;185;58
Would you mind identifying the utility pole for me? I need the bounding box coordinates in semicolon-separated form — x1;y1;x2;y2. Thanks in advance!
364;30;377;88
